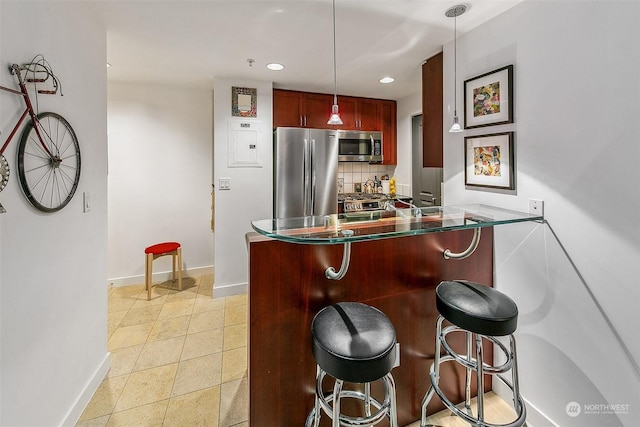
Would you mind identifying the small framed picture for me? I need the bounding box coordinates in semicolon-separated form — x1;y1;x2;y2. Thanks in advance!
464;132;514;190
464;65;513;129
232;86;257;117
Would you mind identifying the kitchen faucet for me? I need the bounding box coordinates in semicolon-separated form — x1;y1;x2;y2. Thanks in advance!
391;199;422;218
384;200;422;218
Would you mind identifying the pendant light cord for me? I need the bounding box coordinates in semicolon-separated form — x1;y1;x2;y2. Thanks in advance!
446;5;465;132
332;0;338;104
453;12;457;116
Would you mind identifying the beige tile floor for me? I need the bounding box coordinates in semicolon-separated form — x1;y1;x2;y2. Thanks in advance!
77;274;248;427
77;274;518;427
408;392;521;427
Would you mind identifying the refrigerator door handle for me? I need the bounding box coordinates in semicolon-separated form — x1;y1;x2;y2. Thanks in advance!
303;138;311;216
310;138;316;214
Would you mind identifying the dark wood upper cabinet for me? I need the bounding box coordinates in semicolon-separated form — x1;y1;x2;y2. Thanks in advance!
272;90;333;128
274;89;398;165
272;89;304;128
334;96;357;129
381;100;397;165
422;52;443;168
301;92;334;129
337;96;381;131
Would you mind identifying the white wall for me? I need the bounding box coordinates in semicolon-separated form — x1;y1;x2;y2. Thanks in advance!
396;90;422;195
443;1;640;425
0;2;108;426
212;78;273;296
107;82;214;285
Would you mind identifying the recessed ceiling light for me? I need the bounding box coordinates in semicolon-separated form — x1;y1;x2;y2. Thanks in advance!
379;77;395;84
267;63;285;71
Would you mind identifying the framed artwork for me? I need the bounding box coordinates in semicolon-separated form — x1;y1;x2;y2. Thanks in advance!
464;65;513;129
232;86;257;117
464;132;514;190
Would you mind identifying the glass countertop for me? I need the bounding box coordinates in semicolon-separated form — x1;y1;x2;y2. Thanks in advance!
251;204;543;245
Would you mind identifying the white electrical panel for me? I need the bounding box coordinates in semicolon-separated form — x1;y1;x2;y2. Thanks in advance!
227;120;263;168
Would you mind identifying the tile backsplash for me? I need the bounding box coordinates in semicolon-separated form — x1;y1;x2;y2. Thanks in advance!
338;162;397;194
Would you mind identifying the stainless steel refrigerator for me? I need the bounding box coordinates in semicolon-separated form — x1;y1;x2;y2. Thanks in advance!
274;127;338;218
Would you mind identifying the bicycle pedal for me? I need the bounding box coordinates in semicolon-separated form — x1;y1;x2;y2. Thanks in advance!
27;78;47;83
38;90;56;94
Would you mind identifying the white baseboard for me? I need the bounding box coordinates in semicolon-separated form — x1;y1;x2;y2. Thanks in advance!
61;352;111;427
108;265;214;288
494;381;558;427
213;281;247;298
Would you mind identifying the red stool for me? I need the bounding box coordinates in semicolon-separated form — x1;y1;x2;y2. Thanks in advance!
144;242;182;300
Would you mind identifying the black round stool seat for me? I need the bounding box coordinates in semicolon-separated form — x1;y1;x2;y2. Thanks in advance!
436;280;518;336
311;302;397;383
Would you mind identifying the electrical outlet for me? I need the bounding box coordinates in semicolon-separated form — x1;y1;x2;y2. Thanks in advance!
529;199;544;216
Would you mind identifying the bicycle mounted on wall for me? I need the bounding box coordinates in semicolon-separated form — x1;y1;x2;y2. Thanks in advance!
0;55;81;213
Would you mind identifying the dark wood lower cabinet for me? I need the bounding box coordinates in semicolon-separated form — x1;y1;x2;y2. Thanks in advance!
247;228;494;426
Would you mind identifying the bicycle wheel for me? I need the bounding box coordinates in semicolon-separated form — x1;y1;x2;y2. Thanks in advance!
17;112;81;212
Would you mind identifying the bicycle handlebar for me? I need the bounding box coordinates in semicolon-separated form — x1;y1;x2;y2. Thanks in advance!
10;55;63;96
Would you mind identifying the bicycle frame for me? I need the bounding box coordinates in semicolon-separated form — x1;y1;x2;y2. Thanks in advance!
0;64;54;159
0;57;79;214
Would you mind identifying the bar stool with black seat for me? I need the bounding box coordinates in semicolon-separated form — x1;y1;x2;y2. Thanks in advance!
421;280;526;427
144;241;182;300
306;302;399;427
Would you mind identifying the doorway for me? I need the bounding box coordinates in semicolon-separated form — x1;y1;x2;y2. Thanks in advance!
411;114;443;207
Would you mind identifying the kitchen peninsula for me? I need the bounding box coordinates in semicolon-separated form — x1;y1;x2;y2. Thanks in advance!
247;204;542;426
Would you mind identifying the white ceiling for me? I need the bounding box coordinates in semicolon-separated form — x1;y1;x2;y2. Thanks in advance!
84;0;522;100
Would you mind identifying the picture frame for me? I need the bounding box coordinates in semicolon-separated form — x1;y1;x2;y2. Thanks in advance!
464;65;513;129
232;86;257;117
464;132;514;190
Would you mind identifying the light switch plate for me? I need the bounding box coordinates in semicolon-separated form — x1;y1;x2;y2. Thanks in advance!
219;177;231;190
83;192;90;212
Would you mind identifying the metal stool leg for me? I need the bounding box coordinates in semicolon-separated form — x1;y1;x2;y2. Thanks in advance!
313;367;322;427
332;379;344;427
305;366;322;427
476;333;485;424
364;381;372;425
464;331;473;417
510;335;522;414
421;315;444;426
387;373;399;427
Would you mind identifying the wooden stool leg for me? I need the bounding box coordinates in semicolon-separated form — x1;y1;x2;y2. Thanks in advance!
171;251;177;282
177;247;183;291
146;252;153;301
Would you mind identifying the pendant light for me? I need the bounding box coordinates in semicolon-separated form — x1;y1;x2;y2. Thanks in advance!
327;0;343;125
446;5;466;133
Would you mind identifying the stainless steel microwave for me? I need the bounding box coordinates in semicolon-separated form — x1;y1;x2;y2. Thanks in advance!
337;130;383;162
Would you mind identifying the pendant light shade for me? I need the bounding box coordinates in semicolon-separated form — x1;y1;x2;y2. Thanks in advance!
328;103;343;125
446;5;466;133
328;0;343;125
449;115;462;132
